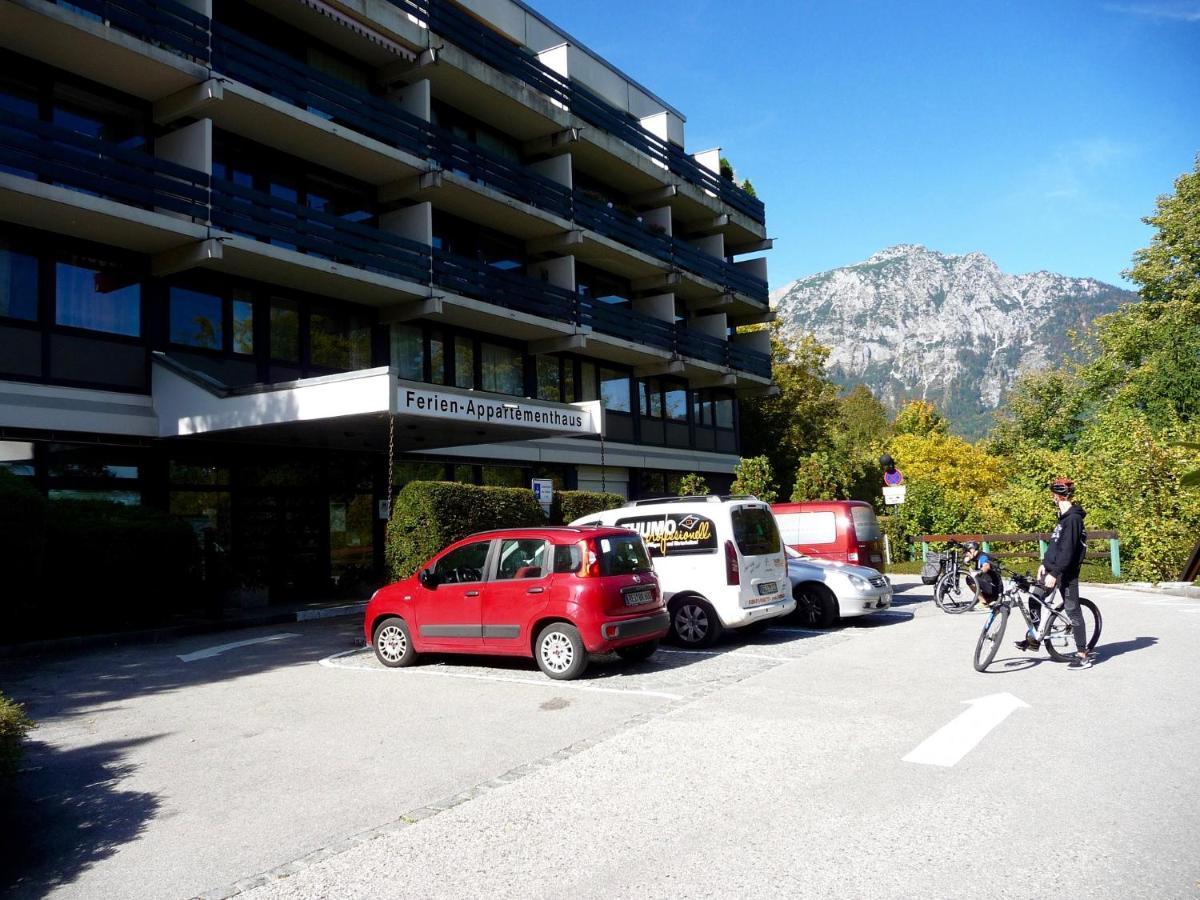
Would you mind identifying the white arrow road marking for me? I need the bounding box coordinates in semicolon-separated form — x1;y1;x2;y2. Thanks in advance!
903;693;1030;767
178;633;299;662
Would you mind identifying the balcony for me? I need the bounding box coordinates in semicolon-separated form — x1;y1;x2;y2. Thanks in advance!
50;0;210;63
431;251;576;325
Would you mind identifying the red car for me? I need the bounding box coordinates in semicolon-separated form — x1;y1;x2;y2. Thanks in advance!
364;526;668;680
771;500;886;572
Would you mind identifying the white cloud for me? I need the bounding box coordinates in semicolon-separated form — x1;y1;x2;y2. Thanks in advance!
1104;2;1200;21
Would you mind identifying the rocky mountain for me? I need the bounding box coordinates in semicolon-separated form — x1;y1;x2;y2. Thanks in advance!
771;244;1137;438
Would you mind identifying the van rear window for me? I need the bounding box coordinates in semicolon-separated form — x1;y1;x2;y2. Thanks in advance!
730;507;781;556
851;506;881;541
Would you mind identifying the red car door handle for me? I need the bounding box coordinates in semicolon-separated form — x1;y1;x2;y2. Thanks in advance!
465;590;481;597
526;587;544;594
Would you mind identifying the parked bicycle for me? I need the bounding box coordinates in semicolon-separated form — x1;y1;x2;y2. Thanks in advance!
973;572;1102;672
933;541;980;614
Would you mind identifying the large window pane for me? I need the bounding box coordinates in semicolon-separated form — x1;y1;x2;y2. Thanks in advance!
536;355;560;402
454;335;475;389
270;298;299;361
665;387;687;422
600;367;631;412
170;287;223;349
481;342;523;395
715;395;734;429
482;465;523;487
429;329;446;385
232;293;254;355
311;308;371;370
0;243;38;320
391;323;424;381
55;261;140;336
581;362;597;402
0;440;35;477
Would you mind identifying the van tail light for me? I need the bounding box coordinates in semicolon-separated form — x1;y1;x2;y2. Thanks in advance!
848;551;859;562
578;539;600;578
725;539;739;585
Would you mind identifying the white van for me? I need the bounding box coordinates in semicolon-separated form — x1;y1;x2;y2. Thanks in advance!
570;496;793;647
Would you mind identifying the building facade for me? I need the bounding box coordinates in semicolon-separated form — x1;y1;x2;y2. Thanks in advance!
0;0;773;600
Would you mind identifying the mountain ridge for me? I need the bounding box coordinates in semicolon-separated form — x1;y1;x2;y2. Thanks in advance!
771;244;1137;438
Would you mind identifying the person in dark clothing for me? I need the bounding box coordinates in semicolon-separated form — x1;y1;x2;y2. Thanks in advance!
963;541;1001;605
1015;477;1094;668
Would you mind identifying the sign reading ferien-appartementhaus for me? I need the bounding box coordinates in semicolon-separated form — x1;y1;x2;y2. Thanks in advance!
397;386;602;436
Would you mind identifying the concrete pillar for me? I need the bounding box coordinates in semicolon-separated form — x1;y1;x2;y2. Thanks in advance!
731;329;769;354
388;79;431;121
693;234;724;259
639;111;684;148
155;118;211;223
691;312;728;340
641;206;672;236
632;293;674;323
535;44;570;111
175;0;211;14
528;256;575;290
380;201;432;246
693;148;721;175
736;256;768;281
529;153;573;189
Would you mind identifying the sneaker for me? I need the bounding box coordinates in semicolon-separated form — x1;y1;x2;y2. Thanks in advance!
1014;637;1040;652
1069;655;1093;670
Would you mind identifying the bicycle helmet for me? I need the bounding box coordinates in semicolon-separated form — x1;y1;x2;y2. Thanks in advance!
1049;477;1075;498
963;540;980;552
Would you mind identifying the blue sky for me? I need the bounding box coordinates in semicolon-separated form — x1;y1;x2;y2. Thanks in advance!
532;0;1200;289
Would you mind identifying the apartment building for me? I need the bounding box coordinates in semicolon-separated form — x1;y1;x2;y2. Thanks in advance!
0;0;773;599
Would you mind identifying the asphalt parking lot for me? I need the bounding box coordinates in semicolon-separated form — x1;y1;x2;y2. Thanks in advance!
2;578;1198;899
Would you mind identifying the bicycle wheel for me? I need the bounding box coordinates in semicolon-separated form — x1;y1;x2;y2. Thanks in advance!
932;574;949;610
941;572;979;615
1043;599;1102;661
974;604;1009;672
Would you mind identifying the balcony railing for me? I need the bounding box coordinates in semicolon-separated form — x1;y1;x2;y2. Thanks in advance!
676;327;729;367
579;299;675;352
0;109;209;220
52;0;210;64
211;179;432;285
727;343;772;379
432;252;577;324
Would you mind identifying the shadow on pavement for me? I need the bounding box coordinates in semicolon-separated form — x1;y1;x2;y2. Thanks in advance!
0;737;163;899
1095;636;1158;661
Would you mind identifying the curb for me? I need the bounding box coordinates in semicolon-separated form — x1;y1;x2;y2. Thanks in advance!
1094;581;1199;601
0;602;367;661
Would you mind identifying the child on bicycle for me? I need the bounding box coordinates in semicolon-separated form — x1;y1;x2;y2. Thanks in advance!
963;541;1001;606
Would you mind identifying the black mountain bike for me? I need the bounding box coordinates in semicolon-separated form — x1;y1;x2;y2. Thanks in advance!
933;542;979;614
974;572;1102;672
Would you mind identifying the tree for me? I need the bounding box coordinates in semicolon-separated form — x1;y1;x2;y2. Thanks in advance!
1126;153;1200;308
738;324;840;491
678;473;710;496
987;369;1086;454
730;456;778;503
892;400;949;436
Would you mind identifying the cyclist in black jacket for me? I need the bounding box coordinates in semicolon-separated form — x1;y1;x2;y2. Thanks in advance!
1016;478;1094;668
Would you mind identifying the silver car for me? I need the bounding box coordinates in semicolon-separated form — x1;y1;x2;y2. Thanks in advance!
786;546;893;627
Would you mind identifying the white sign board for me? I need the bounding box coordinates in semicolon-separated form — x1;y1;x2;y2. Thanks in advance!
531;478;554;516
396;387;600;436
883;485;907;505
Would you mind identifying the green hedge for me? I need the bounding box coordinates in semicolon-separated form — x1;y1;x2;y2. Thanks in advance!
40;500;200;628
552;490;626;525
386;482;545;580
0;692;33;777
0;470;45;601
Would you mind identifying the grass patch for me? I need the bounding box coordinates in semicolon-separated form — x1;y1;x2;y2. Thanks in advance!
0;692;34;776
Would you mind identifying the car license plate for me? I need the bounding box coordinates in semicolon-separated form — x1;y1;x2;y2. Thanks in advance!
756;581;778;596
624;589;653;607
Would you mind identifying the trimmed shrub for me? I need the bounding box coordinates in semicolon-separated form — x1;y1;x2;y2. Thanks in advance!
677;473;710;496
0;692;34;777
0;470;45;607
40;500;200;630
386;481;544;580
552;490;626;525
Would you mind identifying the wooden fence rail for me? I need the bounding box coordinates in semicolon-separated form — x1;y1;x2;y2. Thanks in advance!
916;531;1122;577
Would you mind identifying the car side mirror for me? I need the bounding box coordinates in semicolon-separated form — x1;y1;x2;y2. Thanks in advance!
418;568;438;588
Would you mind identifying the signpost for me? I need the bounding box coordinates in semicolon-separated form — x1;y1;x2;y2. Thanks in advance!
880;454;905;504
531;478;554;517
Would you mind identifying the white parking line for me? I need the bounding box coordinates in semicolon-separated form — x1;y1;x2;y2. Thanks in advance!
656;647;785;662
319;650;683;700
177;633;299;662
765;626;831;635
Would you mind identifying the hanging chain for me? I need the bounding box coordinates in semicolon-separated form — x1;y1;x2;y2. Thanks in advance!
600;429;606;495
386;413;396;520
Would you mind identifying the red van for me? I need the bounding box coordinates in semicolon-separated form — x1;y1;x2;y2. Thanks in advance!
770;501;886;572
364;526;668;680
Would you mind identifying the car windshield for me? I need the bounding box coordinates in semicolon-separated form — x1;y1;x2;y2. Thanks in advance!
730;506;781;556
597;534;653;575
851;505;882;541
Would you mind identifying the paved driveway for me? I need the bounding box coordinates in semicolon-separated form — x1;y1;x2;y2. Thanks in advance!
2;579;1197;899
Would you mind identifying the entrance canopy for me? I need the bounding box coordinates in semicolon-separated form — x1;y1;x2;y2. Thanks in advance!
151;354;602;451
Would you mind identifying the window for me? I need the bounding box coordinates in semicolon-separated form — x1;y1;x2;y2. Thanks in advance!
553;543;582;574
664;387;687;421
714;394;734;429
639;379;663;419
600;367;631;412
311;307;371;370
851;505;882;541
429;329;446;385
0;441;35;477
232;293;254;355
597;534;653;575
496;539;548;580
51;84;145;151
432;541;491;584
169;287;223;349
391;323;424;381
730;507;782;556
580;362;597;402
0;242;38;321
393;461;446;489
270;298;300;361
454;335;475;389
482;466;524;488
693;392;712;426
170;461;230;486
481;342;523;395
536;355;561;402
55;260;140;336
